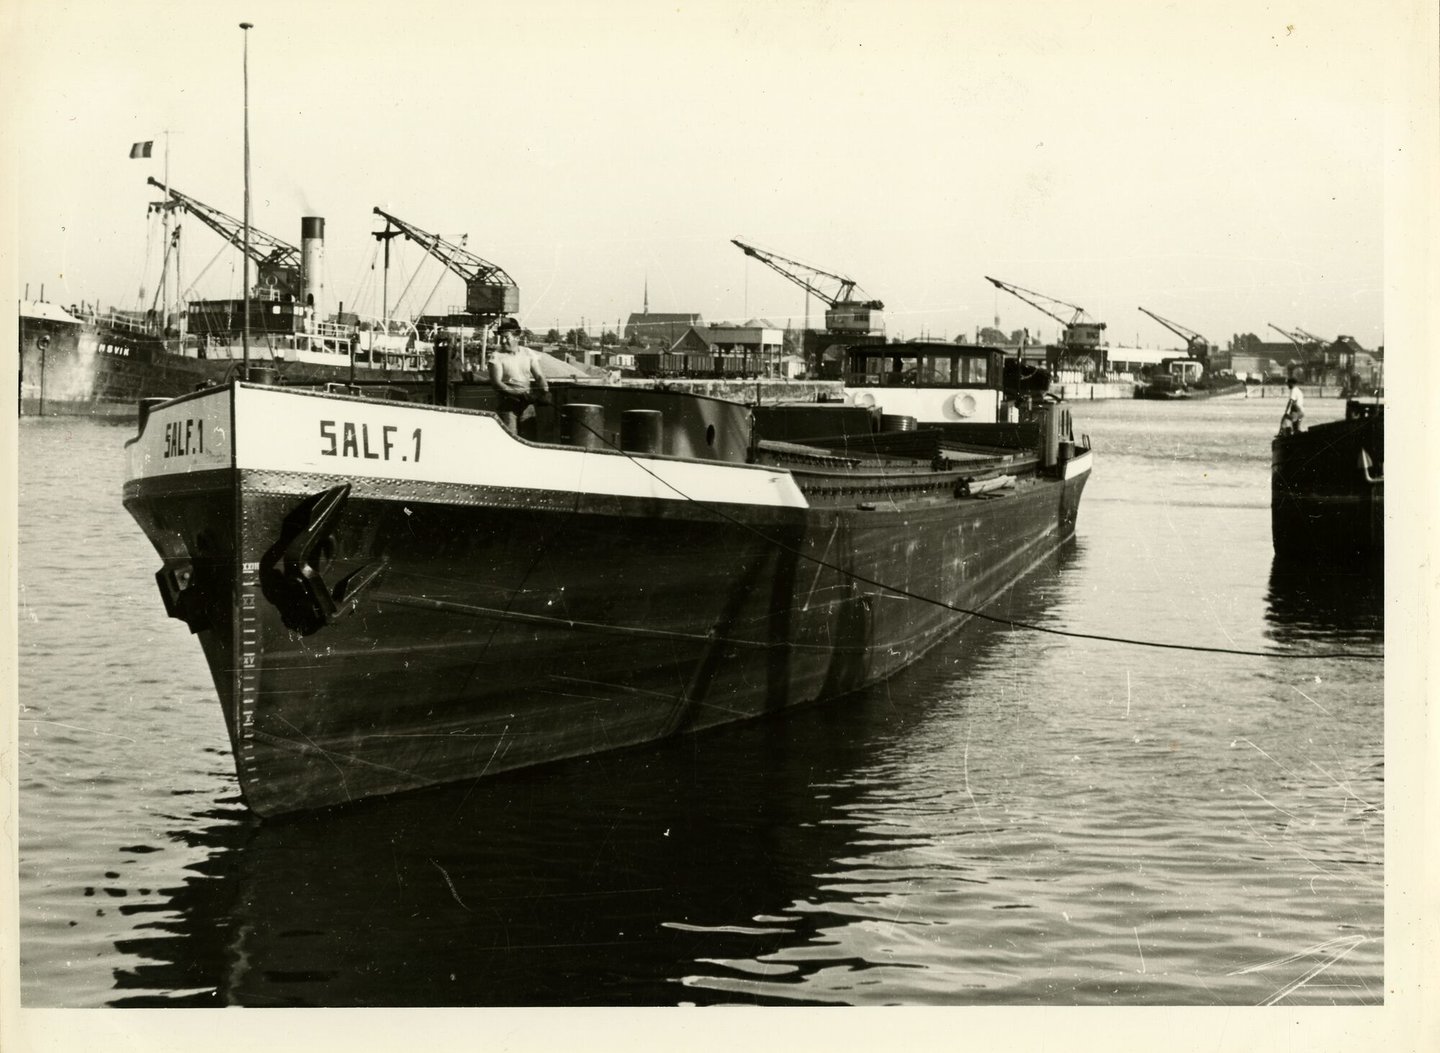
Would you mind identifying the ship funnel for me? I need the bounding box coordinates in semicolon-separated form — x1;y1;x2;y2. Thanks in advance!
301;217;325;317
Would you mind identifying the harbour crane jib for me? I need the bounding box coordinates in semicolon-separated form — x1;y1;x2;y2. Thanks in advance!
1268;323;1332;350
730;239;883;335
147;177;305;301
371;207;519;320
986;276;1107;366
1271;324;1355;387
1267;323;1302;347
1137;306;1213;360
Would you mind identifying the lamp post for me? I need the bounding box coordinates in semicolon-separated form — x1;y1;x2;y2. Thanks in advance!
240;21;253;378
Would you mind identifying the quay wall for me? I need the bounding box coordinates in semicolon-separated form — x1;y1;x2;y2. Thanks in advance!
1050;382;1352;402
1245;384;1346;399
1051;381;1137;401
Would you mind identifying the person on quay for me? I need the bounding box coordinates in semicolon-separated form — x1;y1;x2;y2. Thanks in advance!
487;316;550;436
1283;376;1305;433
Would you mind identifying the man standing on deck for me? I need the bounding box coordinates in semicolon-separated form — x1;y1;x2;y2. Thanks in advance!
1283;376;1305;433
487;317;550;436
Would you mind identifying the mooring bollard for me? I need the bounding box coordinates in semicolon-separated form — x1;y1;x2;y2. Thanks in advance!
619;409;664;454
560;403;606;449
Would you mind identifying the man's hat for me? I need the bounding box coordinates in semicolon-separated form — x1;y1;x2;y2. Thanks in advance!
496;316;521;333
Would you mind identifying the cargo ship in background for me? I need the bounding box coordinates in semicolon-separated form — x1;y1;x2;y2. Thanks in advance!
19;181;427;416
18;289;429;418
18;183;602;416
122;339;1090;816
17;297;119;417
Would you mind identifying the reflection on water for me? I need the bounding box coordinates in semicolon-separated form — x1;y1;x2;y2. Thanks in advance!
22;402;1387;1008
1264;560;1384;644
116;737;879;1007
102;557;1071;1008
107;801;256;1006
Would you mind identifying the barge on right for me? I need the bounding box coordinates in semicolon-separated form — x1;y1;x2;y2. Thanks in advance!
1271;390;1384;563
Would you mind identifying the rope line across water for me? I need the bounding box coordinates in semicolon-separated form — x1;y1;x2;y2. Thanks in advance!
559;414;1385;663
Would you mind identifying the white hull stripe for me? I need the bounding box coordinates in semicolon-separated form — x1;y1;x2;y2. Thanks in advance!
127;384;811;510
1063;448;1094;481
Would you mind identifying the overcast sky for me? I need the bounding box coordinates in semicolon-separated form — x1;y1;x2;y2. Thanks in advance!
8;0;1410;350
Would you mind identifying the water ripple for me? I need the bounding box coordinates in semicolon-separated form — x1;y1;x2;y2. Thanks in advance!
18;403;1383;1006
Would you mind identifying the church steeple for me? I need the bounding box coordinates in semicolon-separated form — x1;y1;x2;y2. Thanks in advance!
643;274;649;316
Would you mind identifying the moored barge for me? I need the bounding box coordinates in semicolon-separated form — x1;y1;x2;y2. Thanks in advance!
1271;394;1383;562
122;342;1091;816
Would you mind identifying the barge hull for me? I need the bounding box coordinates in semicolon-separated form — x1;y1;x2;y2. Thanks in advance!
1271;409;1383;561
124;383;1089;816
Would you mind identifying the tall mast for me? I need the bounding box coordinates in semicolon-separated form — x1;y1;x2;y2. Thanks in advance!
164;131;172;335
240;21;253;377
157;131;169;336
372;221;401;328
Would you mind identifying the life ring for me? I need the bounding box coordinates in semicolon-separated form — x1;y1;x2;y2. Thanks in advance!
951;393;977;417
36;334;51;352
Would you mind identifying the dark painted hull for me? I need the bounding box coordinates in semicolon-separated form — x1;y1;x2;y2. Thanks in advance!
124;382;1090;816
18;310;96;415
1271;405;1383;562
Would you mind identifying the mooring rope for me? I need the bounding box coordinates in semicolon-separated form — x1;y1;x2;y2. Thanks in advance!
562;416;1383;663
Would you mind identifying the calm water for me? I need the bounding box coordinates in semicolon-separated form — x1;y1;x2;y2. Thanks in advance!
17;395;1384;1007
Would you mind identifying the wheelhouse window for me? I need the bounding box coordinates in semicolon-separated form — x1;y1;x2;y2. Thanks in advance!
848;351;991;386
957;354;989;385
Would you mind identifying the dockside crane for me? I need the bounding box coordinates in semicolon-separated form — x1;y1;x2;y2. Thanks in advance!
371;207;519;320
730;239;884;333
1267;323;1301;347
1288;326;1357;387
985;276;1089;329
1290;326;1333;370
1267;323;1327;352
1267;322;1329;382
1137;306;1213;360
1269;323;1333;350
147;177;303;297
731;238;886;373
986;276;1108;370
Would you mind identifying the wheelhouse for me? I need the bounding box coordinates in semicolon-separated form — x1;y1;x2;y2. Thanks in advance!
841;343;1006;423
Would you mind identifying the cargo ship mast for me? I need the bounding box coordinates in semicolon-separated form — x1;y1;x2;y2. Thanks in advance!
139;131;183;339
241;21;253;374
